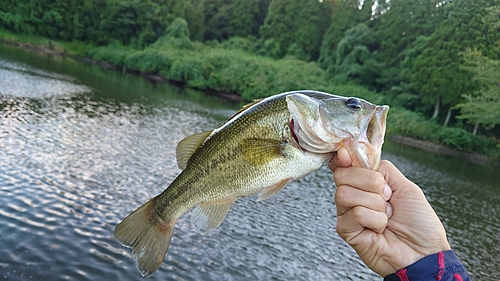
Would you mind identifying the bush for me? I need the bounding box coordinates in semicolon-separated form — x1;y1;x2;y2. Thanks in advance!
438;128;474;151
86;45;135;67
220;37;258;54
385;107;441;143
168;58;206;87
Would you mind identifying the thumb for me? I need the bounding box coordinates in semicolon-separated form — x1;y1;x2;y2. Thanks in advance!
329;147;353;171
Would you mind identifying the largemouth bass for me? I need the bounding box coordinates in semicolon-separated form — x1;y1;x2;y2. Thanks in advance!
114;90;389;276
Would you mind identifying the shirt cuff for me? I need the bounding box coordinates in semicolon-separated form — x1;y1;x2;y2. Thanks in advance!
384;250;467;281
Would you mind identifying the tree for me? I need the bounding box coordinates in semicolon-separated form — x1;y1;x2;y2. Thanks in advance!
334;23;385;90
319;0;373;71
455;50;500;134
203;0;271;41
412;0;500;121
455;6;500;135
184;0;205;41
231;0;270;38
151;17;194;50
259;0;333;60
203;0;232;41
375;0;448;67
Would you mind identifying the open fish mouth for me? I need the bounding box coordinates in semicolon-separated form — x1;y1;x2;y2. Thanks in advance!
351;104;390;170
287;93;389;170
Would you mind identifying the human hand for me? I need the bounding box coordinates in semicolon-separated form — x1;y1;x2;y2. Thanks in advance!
329;148;451;277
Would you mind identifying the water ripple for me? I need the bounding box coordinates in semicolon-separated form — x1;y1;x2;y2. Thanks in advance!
1;46;499;280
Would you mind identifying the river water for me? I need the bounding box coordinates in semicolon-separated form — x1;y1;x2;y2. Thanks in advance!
0;44;498;280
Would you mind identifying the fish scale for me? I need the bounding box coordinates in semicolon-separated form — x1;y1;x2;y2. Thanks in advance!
114;90;389;277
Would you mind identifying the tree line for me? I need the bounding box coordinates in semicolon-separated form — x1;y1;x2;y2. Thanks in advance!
1;0;499;139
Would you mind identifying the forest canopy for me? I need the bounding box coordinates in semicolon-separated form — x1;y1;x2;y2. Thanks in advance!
1;0;499;143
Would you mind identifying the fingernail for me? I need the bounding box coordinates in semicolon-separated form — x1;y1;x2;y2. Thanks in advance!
386;202;393;218
384;183;392;200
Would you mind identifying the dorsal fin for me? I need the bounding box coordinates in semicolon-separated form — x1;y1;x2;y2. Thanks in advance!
176;131;212;170
225;98;264;123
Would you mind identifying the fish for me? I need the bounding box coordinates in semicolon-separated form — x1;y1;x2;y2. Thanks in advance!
114;90;389;276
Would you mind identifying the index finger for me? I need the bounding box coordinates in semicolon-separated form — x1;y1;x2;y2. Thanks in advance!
333;165;386;196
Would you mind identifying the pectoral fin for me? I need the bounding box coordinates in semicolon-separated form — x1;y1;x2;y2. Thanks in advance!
191;197;237;235
176;131;212;170
257;179;292;201
241;138;283;166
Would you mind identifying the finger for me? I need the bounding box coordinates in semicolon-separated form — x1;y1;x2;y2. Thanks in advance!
335;184;388;216
328;147;352;171
336;206;388;239
334;166;386;196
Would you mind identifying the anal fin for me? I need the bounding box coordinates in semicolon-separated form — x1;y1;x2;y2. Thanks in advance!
257;178;291;202
191;197;237;235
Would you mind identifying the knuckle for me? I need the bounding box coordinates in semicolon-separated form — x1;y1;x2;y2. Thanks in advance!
351;205;365;219
335;218;351;240
333;167;347;184
375;198;387;213
370;172;385;192
334;185;351;203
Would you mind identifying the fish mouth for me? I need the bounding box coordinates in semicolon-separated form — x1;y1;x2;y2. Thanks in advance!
286;93;389;170
350;105;389;170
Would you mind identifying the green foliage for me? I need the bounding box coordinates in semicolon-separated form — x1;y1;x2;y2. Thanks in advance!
151;18;194;50
386;106;500;157
220;37;259;54
203;0;270;41
413;0;500;111
319;0;373;69
375;0;446;67
325;84;388;105
484;5;500;30
86;44;136;66
438;128;475;151
184;1;205;41
0;12;24;33
386;107;442;143
332;23;387;91
259;0;332;60
2;0;500;156
455;49;500;129
438;127;500;156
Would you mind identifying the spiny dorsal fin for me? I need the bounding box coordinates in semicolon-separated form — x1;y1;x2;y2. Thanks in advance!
176;131;212;170
191;197;237;235
241;138;283;166
225;98;264;123
257;178;292;201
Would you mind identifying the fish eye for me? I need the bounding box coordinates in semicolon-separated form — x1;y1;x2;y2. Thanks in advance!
346;98;362;111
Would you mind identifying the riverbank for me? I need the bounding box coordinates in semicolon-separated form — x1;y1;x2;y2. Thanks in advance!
0;37;65;56
1;32;499;165
390;136;500;166
0;34;245;102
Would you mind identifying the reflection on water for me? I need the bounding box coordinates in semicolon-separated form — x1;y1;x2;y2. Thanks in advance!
0;44;499;280
0;59;90;98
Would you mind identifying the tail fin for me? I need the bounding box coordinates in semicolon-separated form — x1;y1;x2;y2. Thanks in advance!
114;197;175;277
